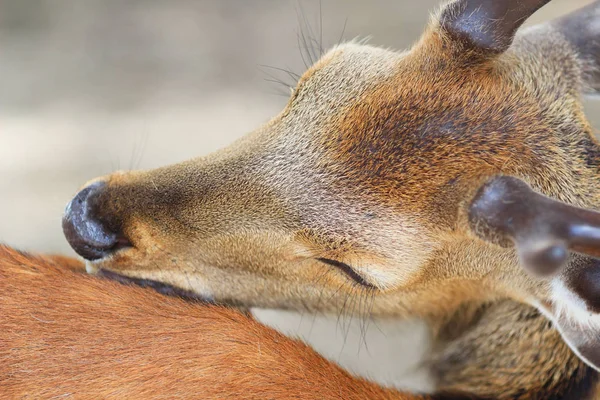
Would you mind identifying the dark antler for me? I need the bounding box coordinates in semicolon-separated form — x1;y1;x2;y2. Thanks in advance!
440;0;552;54
468;176;600;276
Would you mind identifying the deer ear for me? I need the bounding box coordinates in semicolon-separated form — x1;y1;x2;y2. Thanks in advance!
551;1;600;93
468;176;600;277
439;0;551;54
468;176;600;371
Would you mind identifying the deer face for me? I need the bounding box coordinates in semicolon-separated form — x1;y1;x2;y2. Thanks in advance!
63;1;600;370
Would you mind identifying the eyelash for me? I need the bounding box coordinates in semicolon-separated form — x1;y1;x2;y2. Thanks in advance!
260;65;302;97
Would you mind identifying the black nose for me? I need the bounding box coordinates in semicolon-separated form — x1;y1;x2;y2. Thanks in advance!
62;182;125;260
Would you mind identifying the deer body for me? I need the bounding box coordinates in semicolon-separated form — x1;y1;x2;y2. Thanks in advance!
0;246;406;399
45;0;600;397
0;245;597;399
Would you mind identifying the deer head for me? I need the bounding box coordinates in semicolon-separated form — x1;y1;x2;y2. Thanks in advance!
63;0;600;370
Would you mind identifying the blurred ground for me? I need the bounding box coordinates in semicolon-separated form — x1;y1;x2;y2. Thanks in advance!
1;0;598;392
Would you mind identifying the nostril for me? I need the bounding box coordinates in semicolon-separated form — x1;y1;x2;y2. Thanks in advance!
62;182;129;260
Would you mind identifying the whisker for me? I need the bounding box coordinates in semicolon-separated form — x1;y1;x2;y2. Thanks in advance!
295;2;319;65
300;26;316;66
106;149;116;173
263;78;293;89
296;1;313;59
339;290;360;358
355;289;367;356
262;89;294;98
259;66;296;87
319;0;324;56
307;37;323;58
259;64;301;81
301;267;332;336
153;242;197;302
337;17;348;47
134;131;150;170
128;137;137;171
295;30;311;69
358;290;376;357
335;288;351;335
307;308;320;340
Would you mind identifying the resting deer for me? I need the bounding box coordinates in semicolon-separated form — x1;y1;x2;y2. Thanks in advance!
0;246;407;399
59;0;600;398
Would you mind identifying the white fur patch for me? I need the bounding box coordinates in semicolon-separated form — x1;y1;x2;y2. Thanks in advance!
530;279;600;372
85;260;98;275
551;279;598;324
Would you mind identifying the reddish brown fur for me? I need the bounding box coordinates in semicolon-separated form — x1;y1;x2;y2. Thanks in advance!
2;245;598;398
0;245;420;399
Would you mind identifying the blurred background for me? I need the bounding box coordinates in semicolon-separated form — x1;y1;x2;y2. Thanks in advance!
1;0;597;392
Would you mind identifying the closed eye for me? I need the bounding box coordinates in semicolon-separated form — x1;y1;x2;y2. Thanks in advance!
317;258;377;290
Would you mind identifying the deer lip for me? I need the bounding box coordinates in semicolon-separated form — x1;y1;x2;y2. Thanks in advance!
97;268;208;302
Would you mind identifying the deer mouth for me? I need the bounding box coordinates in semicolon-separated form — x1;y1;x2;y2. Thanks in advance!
97;268;209;302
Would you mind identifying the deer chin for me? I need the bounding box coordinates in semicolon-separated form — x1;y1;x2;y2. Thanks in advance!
86;259;215;303
99;269;208;301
